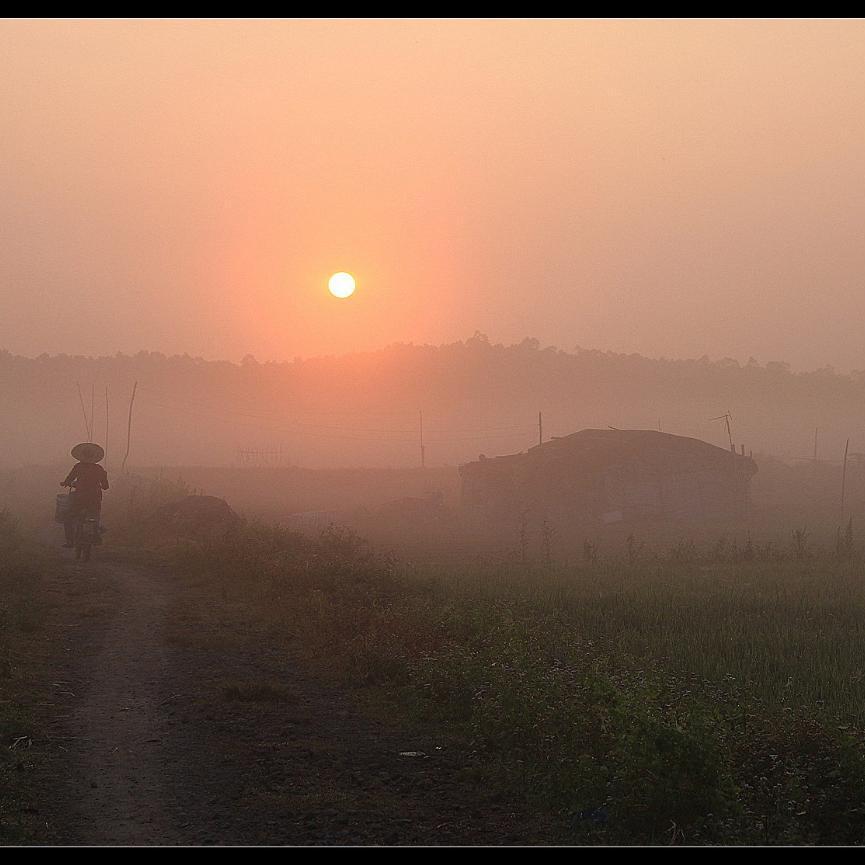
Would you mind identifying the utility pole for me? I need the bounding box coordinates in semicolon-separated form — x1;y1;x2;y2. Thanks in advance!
814;427;819;461
538;411;543;447
90;384;95;443
419;410;425;468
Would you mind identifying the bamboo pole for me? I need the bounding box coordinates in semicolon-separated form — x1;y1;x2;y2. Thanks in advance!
104;387;110;473
841;438;850;524
76;382;91;440
121;381;138;475
419;409;425;468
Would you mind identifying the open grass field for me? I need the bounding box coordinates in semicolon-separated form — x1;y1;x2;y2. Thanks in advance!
6;474;865;844
177;521;865;844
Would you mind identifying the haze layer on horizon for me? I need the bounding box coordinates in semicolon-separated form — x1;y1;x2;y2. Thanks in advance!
2;19;865;370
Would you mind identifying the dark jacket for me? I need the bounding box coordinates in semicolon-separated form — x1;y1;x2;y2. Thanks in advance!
63;462;109;507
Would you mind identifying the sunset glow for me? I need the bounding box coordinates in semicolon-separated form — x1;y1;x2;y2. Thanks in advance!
6;20;865;846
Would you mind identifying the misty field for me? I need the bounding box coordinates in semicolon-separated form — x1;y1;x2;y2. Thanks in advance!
165;519;865;844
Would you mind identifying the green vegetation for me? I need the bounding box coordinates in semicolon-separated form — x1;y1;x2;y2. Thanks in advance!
0;511;49;843
178;520;865;844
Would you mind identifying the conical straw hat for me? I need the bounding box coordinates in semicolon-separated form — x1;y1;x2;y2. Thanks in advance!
71;442;105;464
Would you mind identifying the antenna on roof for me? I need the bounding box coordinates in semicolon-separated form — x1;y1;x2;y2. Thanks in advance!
710;411;735;453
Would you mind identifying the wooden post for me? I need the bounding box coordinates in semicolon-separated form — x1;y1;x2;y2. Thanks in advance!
121;380;138;475
841;438;850;524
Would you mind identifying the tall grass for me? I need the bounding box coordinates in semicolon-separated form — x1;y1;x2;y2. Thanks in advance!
103;472;193;544
0;510;48;842
176;521;865;843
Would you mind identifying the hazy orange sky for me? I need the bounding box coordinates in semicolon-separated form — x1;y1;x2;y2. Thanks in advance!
3;18;865;370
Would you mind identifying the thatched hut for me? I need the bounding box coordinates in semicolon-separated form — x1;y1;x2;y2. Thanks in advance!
459;429;757;532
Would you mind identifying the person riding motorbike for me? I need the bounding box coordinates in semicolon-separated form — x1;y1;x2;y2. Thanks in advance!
61;442;109;548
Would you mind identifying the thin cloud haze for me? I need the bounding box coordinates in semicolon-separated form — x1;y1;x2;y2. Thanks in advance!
2;19;865;369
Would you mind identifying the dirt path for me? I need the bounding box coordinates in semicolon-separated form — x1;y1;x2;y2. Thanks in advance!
33;549;561;846
38;556;187;844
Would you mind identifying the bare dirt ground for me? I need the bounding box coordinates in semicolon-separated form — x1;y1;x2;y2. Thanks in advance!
28;547;563;846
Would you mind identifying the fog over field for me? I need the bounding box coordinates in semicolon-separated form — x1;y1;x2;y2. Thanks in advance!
3;339;865;471
6;18;865;849
4;20;865;474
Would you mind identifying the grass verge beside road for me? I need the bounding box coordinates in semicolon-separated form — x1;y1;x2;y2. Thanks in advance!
0;511;53;844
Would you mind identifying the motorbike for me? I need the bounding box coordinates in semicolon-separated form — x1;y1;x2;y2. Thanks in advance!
73;511;100;562
56;491;101;562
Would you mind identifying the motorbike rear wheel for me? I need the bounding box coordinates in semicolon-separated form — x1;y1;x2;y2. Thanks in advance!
74;514;97;563
75;540;92;562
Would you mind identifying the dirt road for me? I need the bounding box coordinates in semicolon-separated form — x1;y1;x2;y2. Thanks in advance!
30;549;556;845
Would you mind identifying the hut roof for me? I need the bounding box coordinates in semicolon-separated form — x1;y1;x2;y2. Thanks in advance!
461;429;757;477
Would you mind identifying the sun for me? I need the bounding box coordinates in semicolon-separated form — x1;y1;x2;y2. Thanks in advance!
328;272;356;298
